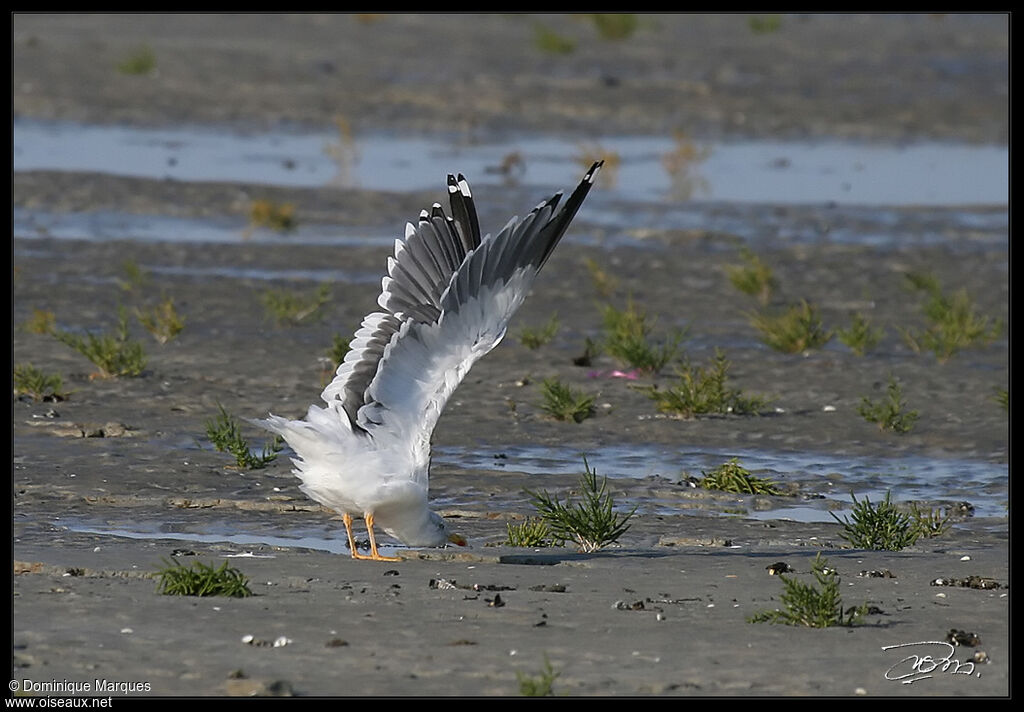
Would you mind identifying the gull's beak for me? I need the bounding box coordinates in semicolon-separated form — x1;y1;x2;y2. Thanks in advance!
448;532;468;547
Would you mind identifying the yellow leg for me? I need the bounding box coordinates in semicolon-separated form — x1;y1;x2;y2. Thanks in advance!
342;512;400;561
364;513;401;562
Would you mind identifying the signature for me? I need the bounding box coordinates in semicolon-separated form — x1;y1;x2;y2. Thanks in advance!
882;641;978;684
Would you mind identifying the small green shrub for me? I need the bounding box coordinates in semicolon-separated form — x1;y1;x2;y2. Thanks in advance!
858;375;918;433
53;309;147;378
586;13;639;40
155;558;252;598
116;45;156;75
901;279;1001;363
13;364;67;402
525;457;636;553
600;300;685;374
206;404;283;470
533;23;576;54
638;349;771;418
326;334;352;371
136;297;185;344
539;379;595;423
583;257;619;298
748;14;783;34
830;491;919;551
262;284;331;326
748;553;867;627
248;199;297;232
909;502;952;539
519;314;560;350
837;312;883;356
24;309;56;335
517;655;560;697
749;300;833;353
726;249;777;306
504;518;555;548
698;457;781;495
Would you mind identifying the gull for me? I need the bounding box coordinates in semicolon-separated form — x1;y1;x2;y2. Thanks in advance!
259;162;603;560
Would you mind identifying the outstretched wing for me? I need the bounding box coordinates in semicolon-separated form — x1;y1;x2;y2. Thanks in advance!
321;162;603;478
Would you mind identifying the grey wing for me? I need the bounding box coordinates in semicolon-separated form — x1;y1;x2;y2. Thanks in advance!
322;162;603;464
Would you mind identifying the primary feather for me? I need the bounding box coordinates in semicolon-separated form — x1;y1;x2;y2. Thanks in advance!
260;162;603;548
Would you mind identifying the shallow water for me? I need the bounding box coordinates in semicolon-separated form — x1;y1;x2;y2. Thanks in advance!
14;120;1009;206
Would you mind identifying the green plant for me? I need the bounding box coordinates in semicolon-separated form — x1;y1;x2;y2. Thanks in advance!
248;199;297;232
136;297;185;344
327;333;352;370
539;378;595;423
993;388;1008;411
901;280;1001;363
206;404;283;470
583;257;619;298
525;456;636;552
909;502;952;539
586;13;638;40
24;309;56;335
117;259;149;292
519;314;560;350
600;300;685;374
116;45;157;75
504;518;555;548
53;308;147;378
748;300;832;353
858;375;918;433
13;364;67;402
698;457;781;495
726;249;777;306
262;284;331;326
155;558;253;598
830;491;919;551
748;553;867;627
837;312;883;356
517;655;560;696
638;349;771;418
748;14;783;34
533;23;576;54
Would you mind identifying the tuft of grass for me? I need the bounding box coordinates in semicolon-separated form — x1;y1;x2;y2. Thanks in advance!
517;655;560;697
900;277;1001;363
533;23;576;54
993;388;1008;411
504;518;555;548
830;491;919;551
13;364;67;402
525;456;636;553
327;333;352;370
519;314;560;350
599;300;686;374
155;558;252;598
539;378;595;423
698;457;781;495
24;309;57;335
248;199;297;233
748;14;783;34
586;13;639;40
837;312;883;356
117;259;149;292
726;248;777;306
748;299;833;354
638;349;772;418
53;308;147;378
583;257;619;298
116;45;157;75
206;404;283;470
908;502;952;539
748;553;867;627
857;374;918;433
262;284;331;326
136;297;185;345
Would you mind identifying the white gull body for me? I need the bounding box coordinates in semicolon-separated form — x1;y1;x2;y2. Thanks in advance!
259;162;603;560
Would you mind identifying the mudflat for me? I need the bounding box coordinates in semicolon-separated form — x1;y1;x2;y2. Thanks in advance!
13;14;1008;696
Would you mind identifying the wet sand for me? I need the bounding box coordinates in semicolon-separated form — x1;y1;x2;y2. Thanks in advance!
12;14;1008;697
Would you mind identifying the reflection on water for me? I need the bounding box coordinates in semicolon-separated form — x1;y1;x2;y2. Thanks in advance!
14;120;1009;206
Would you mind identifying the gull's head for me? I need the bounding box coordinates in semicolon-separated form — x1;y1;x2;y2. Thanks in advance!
428;510;468;548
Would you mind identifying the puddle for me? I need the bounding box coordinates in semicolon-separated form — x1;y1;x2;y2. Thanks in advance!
14;120;1008;207
434;443;1008;522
